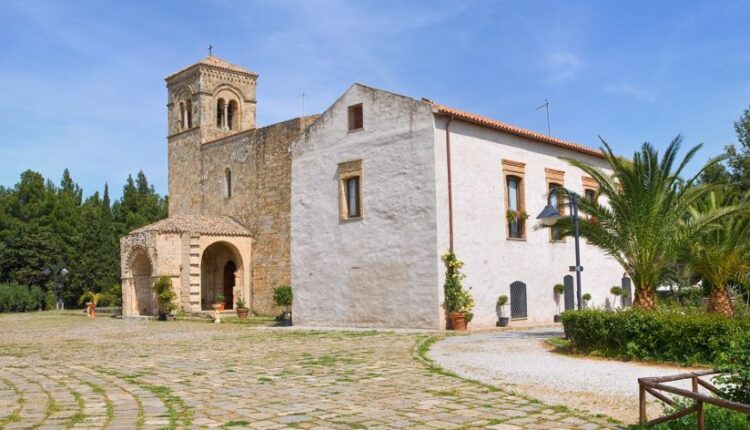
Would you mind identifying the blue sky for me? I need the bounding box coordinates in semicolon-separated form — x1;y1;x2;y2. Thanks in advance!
1;0;749;197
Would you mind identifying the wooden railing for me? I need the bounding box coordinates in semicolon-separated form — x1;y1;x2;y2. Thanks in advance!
638;370;750;429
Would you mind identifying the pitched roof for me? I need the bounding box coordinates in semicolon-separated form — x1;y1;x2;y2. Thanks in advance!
424;99;604;159
165;55;258;80
132;215;251;236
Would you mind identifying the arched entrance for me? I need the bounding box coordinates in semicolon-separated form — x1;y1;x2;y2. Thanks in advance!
130;248;155;316
201;242;243;311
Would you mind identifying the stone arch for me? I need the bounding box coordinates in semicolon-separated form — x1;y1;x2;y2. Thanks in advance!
227;100;239;130
128;246;156;316
200;241;245;311
217;98;226;128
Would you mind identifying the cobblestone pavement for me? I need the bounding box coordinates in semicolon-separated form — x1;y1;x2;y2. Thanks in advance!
0;313;618;429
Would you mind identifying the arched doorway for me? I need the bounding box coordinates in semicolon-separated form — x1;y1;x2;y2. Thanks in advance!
130;248;155;316
201;242;243;311
223;261;236;310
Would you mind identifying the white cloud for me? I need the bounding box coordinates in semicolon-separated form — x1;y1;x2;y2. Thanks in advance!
545;51;583;83
602;84;656;102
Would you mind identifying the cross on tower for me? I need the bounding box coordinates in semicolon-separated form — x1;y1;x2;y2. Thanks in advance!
208;44;213;56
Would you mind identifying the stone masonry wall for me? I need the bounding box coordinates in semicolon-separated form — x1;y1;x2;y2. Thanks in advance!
194;116;317;315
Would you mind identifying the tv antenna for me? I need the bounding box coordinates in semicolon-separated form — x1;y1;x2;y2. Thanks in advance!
300;89;306;118
536;99;550;136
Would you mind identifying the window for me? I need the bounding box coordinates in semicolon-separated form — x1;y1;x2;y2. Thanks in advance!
345;177;360;218
225;168;232;198
348;103;363;131
217;99;226;128
545;168;566;242
582;176;599;223
507;176;523;238
502;159;526;239
179;102;186;130
338;160;363;220
186;100;192;128
549;183;564;241
227;100;238;130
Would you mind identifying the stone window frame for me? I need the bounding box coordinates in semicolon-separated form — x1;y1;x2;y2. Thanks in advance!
545;168;566;243
347;103;364;132
338;159;364;222
502;159;527;240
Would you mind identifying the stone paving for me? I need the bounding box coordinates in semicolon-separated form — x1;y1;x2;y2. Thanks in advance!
0;313;618;429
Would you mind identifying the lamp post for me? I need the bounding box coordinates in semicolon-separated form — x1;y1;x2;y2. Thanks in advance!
537;187;583;311
43;266;69;311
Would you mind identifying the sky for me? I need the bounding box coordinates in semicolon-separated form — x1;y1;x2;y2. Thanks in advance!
1;0;749;197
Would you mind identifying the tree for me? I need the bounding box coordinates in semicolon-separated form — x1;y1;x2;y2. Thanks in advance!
684;191;750;316
558;137;734;310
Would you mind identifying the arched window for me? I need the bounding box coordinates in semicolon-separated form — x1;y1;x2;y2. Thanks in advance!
227;100;238;130
185;99;193;129
225;168;232;198
179;102;186;130
217;99;226;128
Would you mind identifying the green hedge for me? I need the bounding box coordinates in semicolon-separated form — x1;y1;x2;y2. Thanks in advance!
0;283;44;312
561;309;750;365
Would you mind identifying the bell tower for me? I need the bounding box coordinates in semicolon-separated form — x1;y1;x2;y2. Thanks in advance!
165;55;259;215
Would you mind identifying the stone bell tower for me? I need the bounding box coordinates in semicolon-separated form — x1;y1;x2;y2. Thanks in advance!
164;55;258;215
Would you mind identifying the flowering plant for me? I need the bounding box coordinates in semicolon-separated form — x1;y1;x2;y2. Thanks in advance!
442;250;474;321
506;209;529;223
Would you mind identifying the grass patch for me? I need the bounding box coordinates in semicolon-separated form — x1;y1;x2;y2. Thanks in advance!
546;337;571;351
224;420;250;427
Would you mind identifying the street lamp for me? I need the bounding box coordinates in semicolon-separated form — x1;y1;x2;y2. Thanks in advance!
43;266;69;311
537;187;583;311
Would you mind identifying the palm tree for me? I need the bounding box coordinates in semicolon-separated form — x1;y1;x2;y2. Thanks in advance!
558;136;732;309
685;191;750;316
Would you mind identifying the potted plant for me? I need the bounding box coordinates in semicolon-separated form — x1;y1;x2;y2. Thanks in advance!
78;290;104;318
213;293;225;311
496;294;509;327
152;276;177;321
235;297;249;319
442;250;474;331
582;293;592;309
610;286;623;308
505;209;529;223
273;284;293;326
553;283;565;322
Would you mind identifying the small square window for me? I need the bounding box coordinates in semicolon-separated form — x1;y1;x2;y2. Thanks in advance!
348;103;363;131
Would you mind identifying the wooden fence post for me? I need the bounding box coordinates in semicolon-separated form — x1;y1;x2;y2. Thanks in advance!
697;400;704;430
639;382;647;424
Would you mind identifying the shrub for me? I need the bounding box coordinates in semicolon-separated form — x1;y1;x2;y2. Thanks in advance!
273;284;292;310
561;309;750;365
0;283;42;312
715;333;750;405
152;276;177;314
235;297;247;309
44;285;57;310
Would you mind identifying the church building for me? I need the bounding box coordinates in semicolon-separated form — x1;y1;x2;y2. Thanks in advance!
121;56;625;329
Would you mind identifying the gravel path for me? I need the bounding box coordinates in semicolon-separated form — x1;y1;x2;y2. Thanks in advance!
429;328;704;424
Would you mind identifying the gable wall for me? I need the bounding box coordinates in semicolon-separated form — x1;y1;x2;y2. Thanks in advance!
291;85;441;329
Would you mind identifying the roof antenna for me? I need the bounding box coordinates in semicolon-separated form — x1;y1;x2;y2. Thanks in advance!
536;99;550;136
300;89;306;118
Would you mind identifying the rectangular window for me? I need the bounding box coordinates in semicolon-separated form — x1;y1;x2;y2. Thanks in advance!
345;177;360;218
502;159;526;240
348;103;363;131
549;183;563;241
507;176;523;238
338;159;363;221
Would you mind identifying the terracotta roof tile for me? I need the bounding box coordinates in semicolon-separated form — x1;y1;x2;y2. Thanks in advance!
165;55;258;80
132;215;251;236
425;99;604;159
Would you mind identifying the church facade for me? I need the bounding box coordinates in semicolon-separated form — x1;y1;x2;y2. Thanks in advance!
121;56;625;328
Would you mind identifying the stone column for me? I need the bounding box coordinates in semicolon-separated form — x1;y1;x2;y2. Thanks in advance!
223;103;229;129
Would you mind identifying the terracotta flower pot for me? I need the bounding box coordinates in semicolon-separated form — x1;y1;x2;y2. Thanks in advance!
236;308;249;319
449;312;467;331
219;302;225;311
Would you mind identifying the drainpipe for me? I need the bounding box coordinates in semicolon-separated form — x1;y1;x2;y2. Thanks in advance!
445;116;454;251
